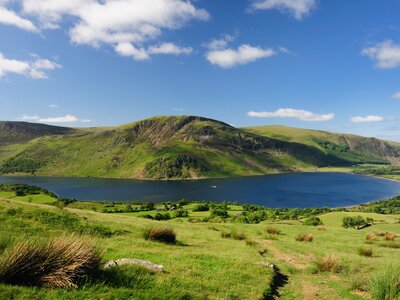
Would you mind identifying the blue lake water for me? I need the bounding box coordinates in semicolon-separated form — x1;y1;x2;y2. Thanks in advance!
1;173;400;208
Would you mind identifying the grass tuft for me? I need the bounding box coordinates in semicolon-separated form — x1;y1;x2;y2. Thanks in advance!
266;227;281;235
369;266;400;300
384;233;397;241
358;247;374;257
316;225;326;231
313;255;345;274
295;233;313;242
0;235;102;288
366;233;377;241
143;226;177;244
221;229;246;241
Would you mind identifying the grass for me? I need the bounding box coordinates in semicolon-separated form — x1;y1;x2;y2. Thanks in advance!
1;190;400;299
312;255;345;274
266;226;281;235
295;233;313;242
142;226;177;244
358;247;374;257
0;235;101;288
369;267;400;300
221;229;246;240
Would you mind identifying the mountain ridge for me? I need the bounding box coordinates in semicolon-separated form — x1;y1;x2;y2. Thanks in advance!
0;116;398;179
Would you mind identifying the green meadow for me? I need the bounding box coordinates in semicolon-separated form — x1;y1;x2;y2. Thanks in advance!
0;185;399;299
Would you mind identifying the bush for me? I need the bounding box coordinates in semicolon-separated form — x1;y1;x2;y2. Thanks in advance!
210;209;228;218
369;266;400;300
266;227;281;235
174;210;189;218
192;204;210;212
358;247;373;257
313;255;345;274
0;235;102;288
303;216;323;226
295;233;313;242
143;226;176;244
342;216;368;229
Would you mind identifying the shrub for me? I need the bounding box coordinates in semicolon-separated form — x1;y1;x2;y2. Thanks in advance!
342;216;368;229
192;204;210;212
369;266;400;300
384;233;397;241
313;255;345;274
0;235;102;288
143;226;176;244
210;209;228;218
358;247;373;257
174;210;189;218
295;233;313;242
266;227;281;235
303;216;323;226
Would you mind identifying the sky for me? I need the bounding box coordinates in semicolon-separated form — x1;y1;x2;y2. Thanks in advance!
1;0;400;141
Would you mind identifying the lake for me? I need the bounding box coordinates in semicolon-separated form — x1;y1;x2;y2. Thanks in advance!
0;173;400;208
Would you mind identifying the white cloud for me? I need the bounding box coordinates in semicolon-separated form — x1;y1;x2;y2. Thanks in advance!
391;91;400;99
49;104;59;108
362;40;400;69
205;34;235;50
0;6;37;31
247;108;335;121
17;0;209;60
17;114;91;123
350;115;385;123
148;43;192;55
207;44;276;68
250;0;316;20
0;53;61;79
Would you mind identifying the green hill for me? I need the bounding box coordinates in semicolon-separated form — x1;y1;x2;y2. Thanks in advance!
244;125;400;166
0;116;399;179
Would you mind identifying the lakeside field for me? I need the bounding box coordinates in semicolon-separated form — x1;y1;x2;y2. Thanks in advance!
0;186;399;299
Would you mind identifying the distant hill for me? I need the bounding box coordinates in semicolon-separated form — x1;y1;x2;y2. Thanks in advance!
244;125;400;165
0;117;398;179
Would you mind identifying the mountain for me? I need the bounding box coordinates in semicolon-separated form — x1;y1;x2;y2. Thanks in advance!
244;125;400;165
0;116;399;179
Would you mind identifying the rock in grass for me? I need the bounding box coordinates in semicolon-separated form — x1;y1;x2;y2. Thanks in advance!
104;258;164;273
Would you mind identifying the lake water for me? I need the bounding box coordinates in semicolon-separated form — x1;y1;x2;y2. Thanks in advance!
0;173;400;208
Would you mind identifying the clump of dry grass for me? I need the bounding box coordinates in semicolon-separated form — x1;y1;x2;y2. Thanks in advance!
384;233;397;241
295;233;313;242
245;239;258;247
221;229;246;241
366;233;377;241
143;226;176;244
0;235;102;288
358;247;374;257
265;227;281;235
313;255;345;274
316;225;326;231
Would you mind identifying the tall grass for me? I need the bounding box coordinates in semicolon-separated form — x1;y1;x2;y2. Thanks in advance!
369;266;400;300
221;229;246;241
313;255;345;274
0;235;102;288
295;233;313;242
143;226;177;244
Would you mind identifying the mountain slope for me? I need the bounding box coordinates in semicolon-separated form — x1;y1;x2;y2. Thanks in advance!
244;125;400;165
0;117;398;179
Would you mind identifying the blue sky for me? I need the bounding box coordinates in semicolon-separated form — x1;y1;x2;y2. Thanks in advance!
1;0;400;140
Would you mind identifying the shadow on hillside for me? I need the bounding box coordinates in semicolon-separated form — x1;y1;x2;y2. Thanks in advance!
263;266;289;300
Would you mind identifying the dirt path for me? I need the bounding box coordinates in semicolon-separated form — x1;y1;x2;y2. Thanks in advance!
263;240;308;270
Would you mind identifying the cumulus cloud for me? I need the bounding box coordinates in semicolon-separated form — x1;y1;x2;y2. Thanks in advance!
350;115;385;123
0;53;61;79
0;5;37;31
9;0;208;60
250;0;316;20
205;34;235;51
207;45;276;68
18;114;91;123
247;108;335;121
362;40;400;69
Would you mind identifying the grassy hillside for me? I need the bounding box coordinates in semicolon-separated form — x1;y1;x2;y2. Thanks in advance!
1;186;400;299
1;117;400;179
244;125;400;166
